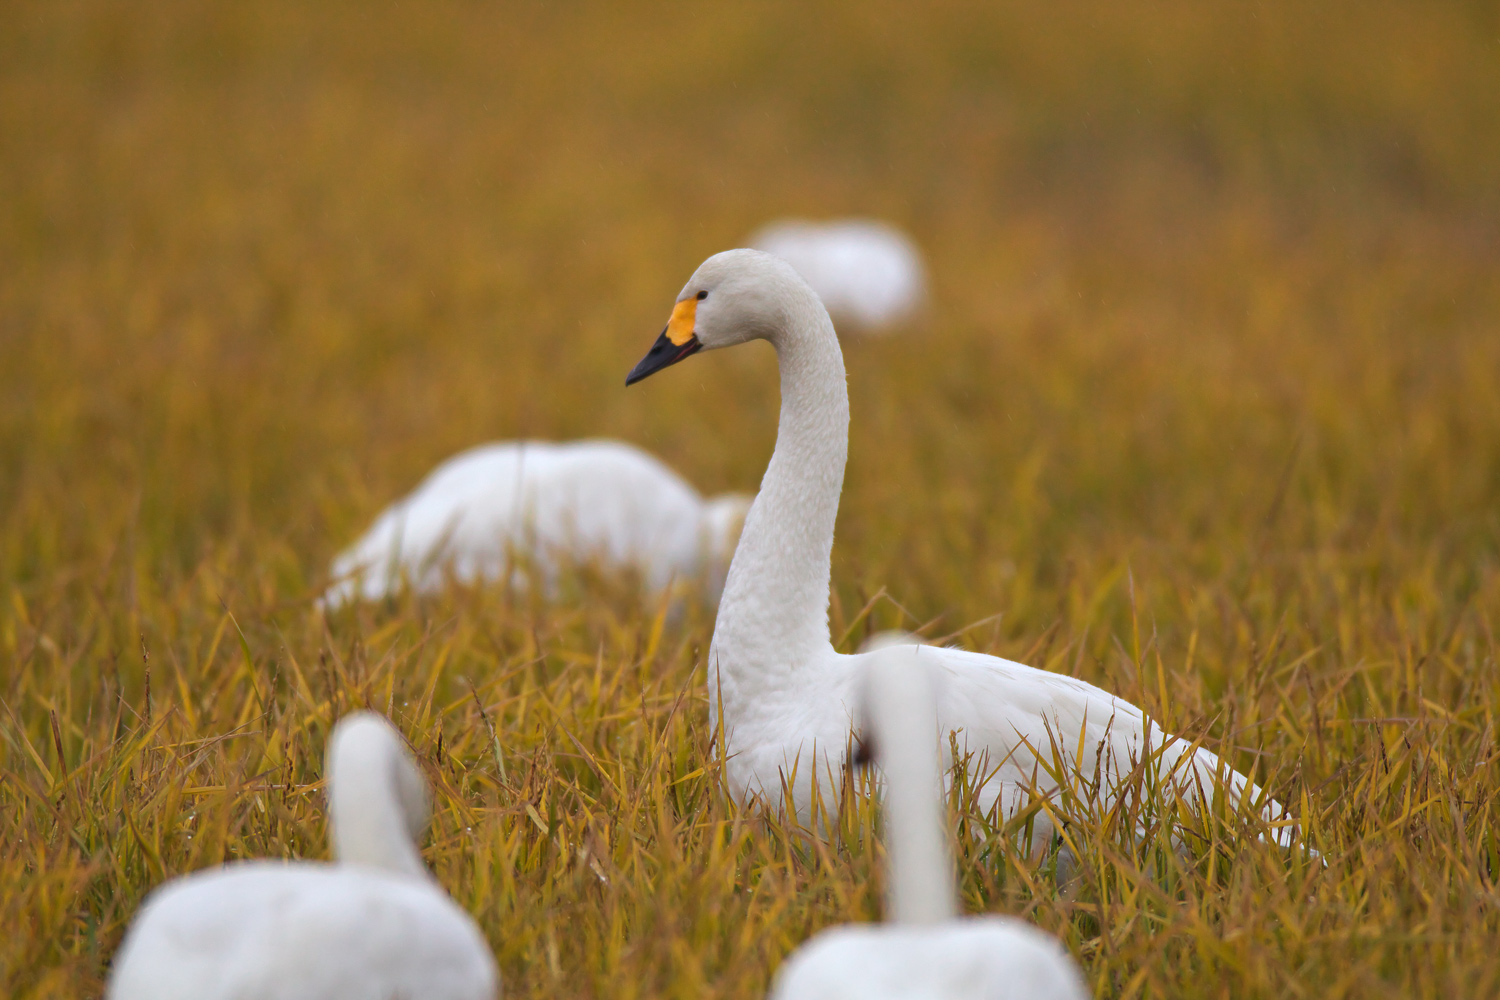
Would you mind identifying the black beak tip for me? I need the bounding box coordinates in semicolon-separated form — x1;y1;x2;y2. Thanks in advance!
626;331;702;386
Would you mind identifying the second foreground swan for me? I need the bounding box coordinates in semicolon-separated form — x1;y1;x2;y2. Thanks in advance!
107;713;499;1000
770;647;1090;1000
627;249;1306;851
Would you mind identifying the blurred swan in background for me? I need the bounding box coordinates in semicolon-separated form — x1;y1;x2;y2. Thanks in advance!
856;629;922;653
107;712;499;1000
322;440;753;609
750;219;926;333
626;249;1309;854
770;647;1090;1000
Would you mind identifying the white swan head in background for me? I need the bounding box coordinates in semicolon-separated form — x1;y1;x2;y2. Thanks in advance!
320;440;753;611
769;647;1090;1000
106;712;499;1000
626;249;1313;861
750;218;926;333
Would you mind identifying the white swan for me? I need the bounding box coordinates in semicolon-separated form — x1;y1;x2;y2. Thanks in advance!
322;440;753;609
770;647;1090;1000
626;249;1306;852
856;629;923;653
751;219;926;333
107;713;499;1000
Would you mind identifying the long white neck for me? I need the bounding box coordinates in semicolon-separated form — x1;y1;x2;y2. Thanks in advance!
708;289;848;721
327;714;430;880
864;650;957;926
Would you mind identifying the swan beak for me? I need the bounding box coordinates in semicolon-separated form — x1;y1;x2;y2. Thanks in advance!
626;299;702;385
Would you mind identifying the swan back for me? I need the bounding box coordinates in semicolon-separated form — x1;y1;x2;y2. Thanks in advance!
857;648;955;926
327;712;430;879
322;440;742;605
770;917;1089;1000
107;863;499;1000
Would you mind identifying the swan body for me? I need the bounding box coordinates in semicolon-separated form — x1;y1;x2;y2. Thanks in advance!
107;713;499;1000
751;219;926;333
769;648;1090;1000
626;250;1304;851
323;440;752;608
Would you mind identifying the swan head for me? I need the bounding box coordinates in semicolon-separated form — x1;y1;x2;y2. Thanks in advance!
327;711;432;878
626;249;816;385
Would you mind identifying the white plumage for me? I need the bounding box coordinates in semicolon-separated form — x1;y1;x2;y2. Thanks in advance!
626;249;1308;854
773;922;1088;1000
322;439;753;608
770;648;1090;1000
751;219;926;333
856;629;923;653
106;713;499;1000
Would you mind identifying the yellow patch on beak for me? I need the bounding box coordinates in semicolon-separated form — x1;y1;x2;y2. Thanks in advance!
665;298;697;346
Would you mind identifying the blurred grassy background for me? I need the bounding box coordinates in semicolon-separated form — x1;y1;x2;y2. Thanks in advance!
2;1;1498;997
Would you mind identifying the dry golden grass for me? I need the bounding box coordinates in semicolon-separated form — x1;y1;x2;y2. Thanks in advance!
2;1;1499;996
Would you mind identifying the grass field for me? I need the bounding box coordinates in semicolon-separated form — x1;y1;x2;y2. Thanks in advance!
3;1;1500;996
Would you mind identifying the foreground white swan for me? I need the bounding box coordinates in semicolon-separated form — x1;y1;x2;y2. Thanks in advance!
751;219;925;332
627;250;1304;851
107;713;499;1000
322;440;752;608
771;647;1090;1000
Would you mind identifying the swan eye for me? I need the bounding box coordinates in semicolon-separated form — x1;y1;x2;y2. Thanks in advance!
696;290;708;300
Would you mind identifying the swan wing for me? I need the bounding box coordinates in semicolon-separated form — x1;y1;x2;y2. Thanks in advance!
889;645;1290;843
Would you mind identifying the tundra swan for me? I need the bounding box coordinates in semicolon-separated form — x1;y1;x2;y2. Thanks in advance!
751;219;926;333
626;249;1306;852
770;647;1090;1000
322;439;752;608
107;713;499;1000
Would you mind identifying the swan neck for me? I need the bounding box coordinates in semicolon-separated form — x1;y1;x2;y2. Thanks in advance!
866;653;957;926
710;295;847;707
328;728;430;880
